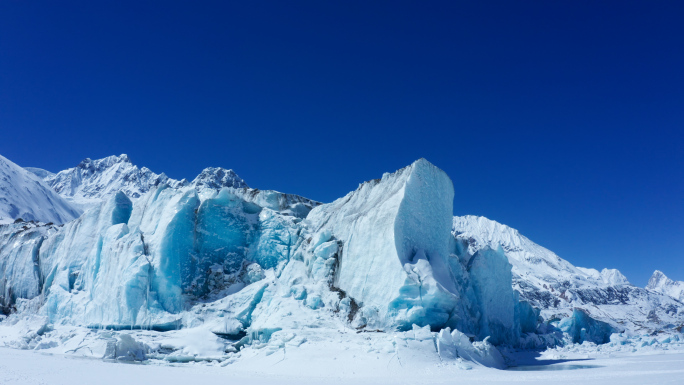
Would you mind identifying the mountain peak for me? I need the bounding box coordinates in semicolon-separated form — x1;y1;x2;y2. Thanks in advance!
39;155;250;208
191;167;248;190
647;270;670;289
646;270;684;302
46;154;173;206
77;154;130;170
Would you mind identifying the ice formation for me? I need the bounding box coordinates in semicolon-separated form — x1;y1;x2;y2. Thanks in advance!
0;158;540;361
1;154;683;370
557;309;615;344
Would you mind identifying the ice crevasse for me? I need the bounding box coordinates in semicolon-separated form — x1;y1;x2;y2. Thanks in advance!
0;159;538;348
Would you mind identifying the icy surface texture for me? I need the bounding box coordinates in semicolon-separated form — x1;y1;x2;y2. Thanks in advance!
0;154;81;224
453;215;684;334
0;222;57;314
304;159;459;329
647;270;684;302
438;326;506;369
0;176;313;331
103;333;148;361
0;158;539;353
298;159;534;343
467;247;523;345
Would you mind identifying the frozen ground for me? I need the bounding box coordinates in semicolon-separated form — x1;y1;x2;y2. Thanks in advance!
1;346;683;385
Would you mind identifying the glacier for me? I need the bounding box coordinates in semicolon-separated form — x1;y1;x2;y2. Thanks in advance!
1;154;683;371
0;158;539;365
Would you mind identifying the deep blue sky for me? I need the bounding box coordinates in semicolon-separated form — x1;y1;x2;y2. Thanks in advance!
1;1;682;285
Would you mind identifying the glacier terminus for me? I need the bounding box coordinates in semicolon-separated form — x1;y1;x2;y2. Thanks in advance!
0;154;682;378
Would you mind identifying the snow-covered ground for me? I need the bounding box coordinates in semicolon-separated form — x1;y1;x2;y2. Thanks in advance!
1;345;683;385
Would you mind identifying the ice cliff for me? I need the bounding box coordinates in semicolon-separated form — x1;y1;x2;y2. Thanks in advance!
0;158;536;350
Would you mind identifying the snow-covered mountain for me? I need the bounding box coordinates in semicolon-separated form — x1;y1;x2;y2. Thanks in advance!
647;270;684;302
29;155;249;210
452;215;684;334
0;155;81;225
32;155;186;209
190;167;248;190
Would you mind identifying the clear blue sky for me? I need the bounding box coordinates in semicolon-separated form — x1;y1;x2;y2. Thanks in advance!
1;1;682;286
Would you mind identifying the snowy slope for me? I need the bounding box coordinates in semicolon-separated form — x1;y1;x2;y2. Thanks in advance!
452;215;684;333
0;155;81;225
647;270;684;302
23;167;54;180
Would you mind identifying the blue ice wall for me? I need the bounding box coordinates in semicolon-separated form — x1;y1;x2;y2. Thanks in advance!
467;247;519;345
559;309;615;344
0;223;50;313
154;190;200;313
